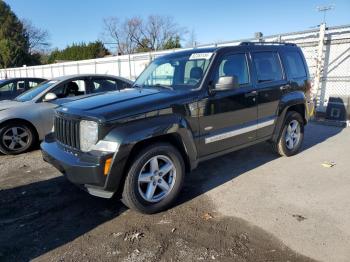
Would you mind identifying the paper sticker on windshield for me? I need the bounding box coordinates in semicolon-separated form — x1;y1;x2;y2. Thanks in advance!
189;53;213;60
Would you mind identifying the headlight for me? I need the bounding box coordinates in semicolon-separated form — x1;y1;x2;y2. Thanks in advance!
80;120;98;152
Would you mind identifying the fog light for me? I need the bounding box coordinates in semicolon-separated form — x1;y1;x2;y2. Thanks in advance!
104;158;112;176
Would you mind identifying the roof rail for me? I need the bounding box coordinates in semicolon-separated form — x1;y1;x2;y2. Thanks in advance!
239;42;296;46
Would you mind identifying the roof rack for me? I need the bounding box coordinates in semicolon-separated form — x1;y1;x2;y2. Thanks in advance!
239;42;296;46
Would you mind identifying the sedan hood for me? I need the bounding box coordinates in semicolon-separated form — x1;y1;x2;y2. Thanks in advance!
59;88;188;122
0;100;31;111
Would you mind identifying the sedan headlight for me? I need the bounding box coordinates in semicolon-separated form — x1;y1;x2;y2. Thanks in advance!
80;120;98;152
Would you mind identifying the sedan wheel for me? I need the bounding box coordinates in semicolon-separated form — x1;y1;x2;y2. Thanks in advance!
0;123;35;155
2;127;30;151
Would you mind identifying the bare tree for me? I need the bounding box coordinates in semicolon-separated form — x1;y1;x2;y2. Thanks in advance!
102;17;124;54
102;15;186;54
22;19;50;53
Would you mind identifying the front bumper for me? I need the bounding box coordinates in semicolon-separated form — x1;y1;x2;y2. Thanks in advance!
41;136;116;198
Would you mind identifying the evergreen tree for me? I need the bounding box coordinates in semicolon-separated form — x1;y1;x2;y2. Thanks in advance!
163;36;181;50
47;41;110;63
0;1;30;68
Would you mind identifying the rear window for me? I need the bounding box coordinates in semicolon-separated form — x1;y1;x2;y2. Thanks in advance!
283;51;307;78
253;52;283;83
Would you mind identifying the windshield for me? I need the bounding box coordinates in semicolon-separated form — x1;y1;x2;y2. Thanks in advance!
15;80;57;102
134;52;213;90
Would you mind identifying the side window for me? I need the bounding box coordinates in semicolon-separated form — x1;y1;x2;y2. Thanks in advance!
28;80;41;89
214;53;250;85
52;79;86;98
253;52;283;83
283;51;307;79
0;82;15;92
91;78;118;93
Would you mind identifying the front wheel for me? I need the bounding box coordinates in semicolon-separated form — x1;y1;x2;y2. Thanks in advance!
272;111;304;157
0;123;36;155
122;143;185;214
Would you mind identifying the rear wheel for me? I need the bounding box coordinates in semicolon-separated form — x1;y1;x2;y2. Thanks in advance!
272;111;304;157
0;123;36;155
122;143;185;214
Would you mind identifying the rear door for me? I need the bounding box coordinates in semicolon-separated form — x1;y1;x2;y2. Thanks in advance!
197;51;258;157
251;51;287;139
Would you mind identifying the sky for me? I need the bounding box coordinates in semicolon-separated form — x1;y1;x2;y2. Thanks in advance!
4;0;350;50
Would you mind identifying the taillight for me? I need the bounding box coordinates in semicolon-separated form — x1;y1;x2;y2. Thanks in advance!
305;80;315;117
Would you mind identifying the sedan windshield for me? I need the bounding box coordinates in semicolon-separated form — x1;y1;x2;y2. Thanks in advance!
15;80;57;102
134;52;213;90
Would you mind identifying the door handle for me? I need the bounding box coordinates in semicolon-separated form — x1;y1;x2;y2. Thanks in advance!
244;90;257;98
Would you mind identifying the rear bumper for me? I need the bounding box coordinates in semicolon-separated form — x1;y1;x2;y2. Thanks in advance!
41;136;116;198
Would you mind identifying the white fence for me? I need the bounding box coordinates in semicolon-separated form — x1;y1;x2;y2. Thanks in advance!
1;24;350;112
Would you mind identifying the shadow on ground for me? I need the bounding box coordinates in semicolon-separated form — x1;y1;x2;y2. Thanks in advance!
178;123;343;204
0;123;342;261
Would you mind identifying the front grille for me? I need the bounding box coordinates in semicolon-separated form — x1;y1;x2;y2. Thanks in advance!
54;116;80;150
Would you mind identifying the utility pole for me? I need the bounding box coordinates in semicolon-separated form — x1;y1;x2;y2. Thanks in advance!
313;5;334;110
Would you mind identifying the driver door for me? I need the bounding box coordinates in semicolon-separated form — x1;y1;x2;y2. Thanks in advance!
197;52;258;157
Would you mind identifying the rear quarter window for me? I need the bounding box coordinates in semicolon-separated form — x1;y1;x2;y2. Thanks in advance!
283;51;307;79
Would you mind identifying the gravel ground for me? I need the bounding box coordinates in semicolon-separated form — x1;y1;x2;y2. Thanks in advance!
0;124;341;261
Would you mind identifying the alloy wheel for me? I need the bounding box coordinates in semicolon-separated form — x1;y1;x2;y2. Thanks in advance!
138;155;176;203
285;120;301;150
2;126;30;151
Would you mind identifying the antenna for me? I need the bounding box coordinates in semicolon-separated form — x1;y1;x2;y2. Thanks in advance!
316;5;334;24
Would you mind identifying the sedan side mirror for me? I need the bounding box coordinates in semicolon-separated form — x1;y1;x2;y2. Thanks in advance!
43;92;57;102
215;76;239;91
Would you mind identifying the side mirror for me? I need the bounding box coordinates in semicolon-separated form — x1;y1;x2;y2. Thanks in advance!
215;76;239;91
43;92;57;102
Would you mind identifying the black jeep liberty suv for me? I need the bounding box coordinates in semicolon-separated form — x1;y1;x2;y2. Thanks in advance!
42;42;312;214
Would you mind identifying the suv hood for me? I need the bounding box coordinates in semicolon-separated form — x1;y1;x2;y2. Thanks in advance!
59;88;189;122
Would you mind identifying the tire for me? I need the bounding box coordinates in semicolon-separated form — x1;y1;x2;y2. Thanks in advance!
122;143;185;214
272;111;304;157
0;122;36;155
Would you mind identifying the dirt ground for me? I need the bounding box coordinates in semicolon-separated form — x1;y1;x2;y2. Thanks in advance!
0;145;316;261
